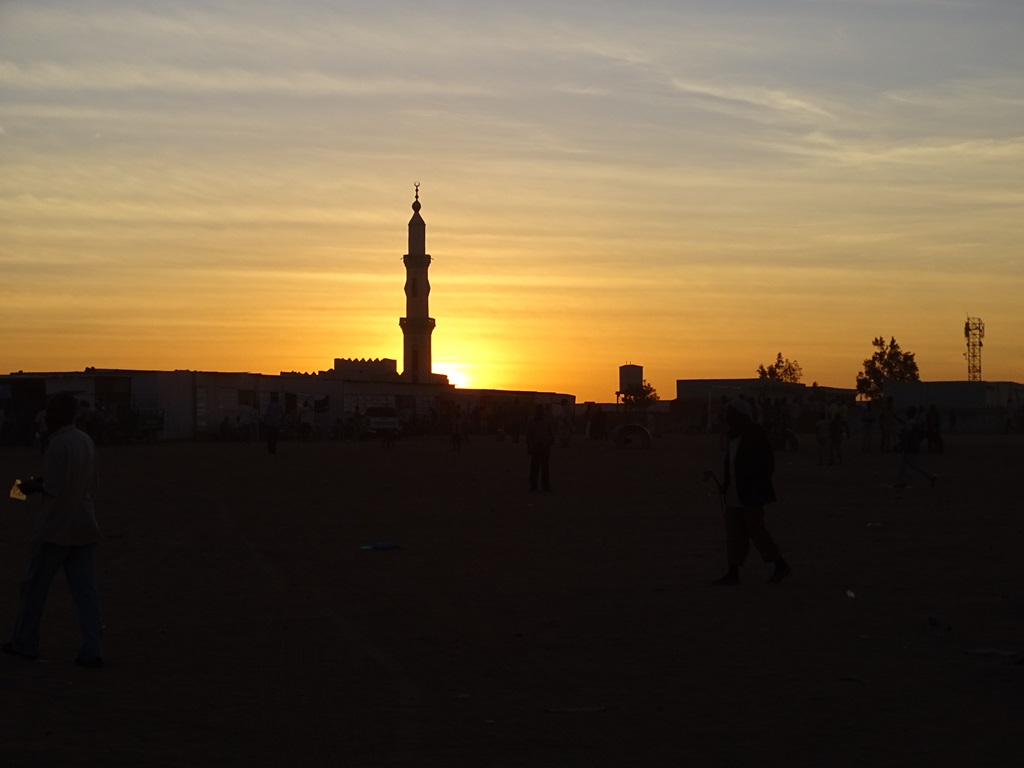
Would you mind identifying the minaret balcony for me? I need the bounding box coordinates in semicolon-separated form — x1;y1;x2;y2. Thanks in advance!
400;317;436;333
403;253;432;269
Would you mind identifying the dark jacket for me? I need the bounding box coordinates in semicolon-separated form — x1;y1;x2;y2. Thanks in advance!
723;421;776;506
525;416;554;455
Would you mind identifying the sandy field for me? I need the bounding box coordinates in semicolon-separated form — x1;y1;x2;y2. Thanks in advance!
1;430;1022;767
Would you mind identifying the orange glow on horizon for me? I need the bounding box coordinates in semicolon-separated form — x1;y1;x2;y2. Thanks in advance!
2;4;1022;399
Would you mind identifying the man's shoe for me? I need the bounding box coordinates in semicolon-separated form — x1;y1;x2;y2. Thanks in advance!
75;656;104;669
768;561;792;584
2;642;38;661
712;572;739;586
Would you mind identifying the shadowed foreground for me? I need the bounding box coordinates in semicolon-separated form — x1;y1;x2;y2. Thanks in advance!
1;433;1022;767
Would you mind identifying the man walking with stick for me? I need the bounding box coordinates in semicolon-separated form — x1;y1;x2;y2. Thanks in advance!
711;399;790;586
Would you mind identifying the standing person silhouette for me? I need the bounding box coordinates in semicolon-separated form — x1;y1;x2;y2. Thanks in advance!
894;406;937;488
451;406;466;451
263;394;284;454
299;401;315;441
713;399;790;585
526;404;554;492
4;392;104;667
879;396;897;452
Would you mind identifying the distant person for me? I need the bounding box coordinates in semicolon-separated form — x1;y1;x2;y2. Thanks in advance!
451;407;466;452
4;392;104;667
526;405;554;492
299;401;315;441
715;396;729;450
859;400;876;452
925;405;943;453
94;401;112;445
263;394;284;454
509;401;524;444
879;397;897;452
894;406;937;489
787;398;802;434
828;412;844;466
592;407;608;441
839;400;851;438
557;399;573;448
77;400;95;439
815;409;830;466
34;407;49;455
712;399;790;585
237;404;256;443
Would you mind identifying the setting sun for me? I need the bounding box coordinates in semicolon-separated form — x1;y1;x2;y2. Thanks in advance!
432;360;474;391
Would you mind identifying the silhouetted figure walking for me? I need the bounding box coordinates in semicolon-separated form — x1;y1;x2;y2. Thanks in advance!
5;392;104;667
925;404;944;453
526;405;554;492
894;406;937;488
713;399;789;585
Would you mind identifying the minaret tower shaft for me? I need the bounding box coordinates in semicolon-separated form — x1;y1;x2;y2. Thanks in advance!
399;183;436;383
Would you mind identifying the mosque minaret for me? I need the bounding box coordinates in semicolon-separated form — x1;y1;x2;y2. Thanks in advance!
399;183;436;383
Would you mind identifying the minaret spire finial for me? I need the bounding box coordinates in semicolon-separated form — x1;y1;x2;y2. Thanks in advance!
412;181;421;212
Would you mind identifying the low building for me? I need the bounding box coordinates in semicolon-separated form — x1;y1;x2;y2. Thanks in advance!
0;366;574;443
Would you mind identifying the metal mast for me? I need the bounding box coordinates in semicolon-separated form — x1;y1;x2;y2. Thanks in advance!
964;317;984;382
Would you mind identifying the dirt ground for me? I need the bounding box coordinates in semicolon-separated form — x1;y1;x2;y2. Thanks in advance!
1;429;1022;767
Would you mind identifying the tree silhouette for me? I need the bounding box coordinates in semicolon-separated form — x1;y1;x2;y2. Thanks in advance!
619;380;659;411
856;336;920;400
756;353;803;383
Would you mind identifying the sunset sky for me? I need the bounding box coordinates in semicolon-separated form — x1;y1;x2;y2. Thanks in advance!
2;1;1022;402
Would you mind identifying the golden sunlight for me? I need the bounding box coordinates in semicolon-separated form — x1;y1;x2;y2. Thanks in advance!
432;360;475;390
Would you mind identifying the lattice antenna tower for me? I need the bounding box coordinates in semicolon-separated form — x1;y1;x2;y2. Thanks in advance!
964;316;984;382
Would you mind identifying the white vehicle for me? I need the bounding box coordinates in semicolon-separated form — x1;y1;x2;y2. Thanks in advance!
364;406;401;436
